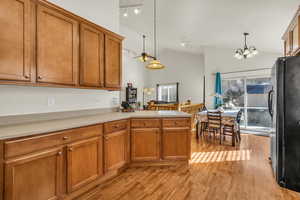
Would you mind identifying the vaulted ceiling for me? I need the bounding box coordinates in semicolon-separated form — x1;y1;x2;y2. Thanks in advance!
120;0;299;54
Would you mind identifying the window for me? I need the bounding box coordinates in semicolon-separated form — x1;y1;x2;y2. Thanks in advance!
156;83;179;103
222;77;272;132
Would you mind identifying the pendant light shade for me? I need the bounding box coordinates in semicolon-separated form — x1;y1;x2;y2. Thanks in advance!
146;59;165;69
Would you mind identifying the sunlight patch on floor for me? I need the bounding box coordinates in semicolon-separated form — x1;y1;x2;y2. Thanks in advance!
190;150;251;163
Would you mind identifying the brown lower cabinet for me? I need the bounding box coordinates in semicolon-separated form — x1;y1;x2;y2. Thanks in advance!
162;128;190;160
131;128;160;161
67;136;103;193
104;130;126;172
5;147;63;200
0;117;191;200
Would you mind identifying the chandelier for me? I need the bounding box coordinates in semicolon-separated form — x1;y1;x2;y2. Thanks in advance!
234;33;258;59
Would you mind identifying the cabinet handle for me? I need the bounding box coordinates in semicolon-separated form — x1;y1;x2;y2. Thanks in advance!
38;76;42;79
57;151;62;156
63;136;69;140
24;75;29;79
69;148;73;152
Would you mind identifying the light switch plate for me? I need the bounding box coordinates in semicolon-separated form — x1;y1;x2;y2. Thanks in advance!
47;97;55;107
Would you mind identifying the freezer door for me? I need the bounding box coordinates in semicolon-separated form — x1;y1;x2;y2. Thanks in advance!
283;56;300;192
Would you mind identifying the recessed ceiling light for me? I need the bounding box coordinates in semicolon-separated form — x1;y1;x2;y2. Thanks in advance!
180;42;186;47
134;8;141;15
123;11;128;17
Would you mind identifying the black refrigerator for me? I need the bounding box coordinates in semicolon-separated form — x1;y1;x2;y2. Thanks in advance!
269;56;300;192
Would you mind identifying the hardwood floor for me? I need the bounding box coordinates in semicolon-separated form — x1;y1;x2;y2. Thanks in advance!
91;134;300;200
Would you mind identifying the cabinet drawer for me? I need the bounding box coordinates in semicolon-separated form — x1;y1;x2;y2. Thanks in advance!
4;124;103;159
104;120;128;134
162;118;191;128
131;119;161;128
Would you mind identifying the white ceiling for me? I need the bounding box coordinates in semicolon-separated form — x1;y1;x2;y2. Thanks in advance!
120;0;300;55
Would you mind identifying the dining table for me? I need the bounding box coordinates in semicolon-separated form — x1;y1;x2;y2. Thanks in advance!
196;109;240;138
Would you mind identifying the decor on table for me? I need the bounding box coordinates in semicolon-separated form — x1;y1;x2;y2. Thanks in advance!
214;72;223;109
133;35;155;62
234;33;258;59
146;0;165;70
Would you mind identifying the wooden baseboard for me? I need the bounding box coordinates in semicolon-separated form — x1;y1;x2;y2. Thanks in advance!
129;160;188;167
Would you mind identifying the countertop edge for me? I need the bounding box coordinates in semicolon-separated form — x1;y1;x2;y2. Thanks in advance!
0;112;192;140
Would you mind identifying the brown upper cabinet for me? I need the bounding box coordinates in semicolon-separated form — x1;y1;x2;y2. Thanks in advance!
0;0;123;90
283;7;300;56
36;3;79;85
0;0;32;82
80;23;105;87
105;35;122;89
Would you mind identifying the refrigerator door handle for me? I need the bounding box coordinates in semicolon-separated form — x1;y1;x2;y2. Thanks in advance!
268;89;274;117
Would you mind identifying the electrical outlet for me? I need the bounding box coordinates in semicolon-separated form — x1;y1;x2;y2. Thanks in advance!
47;97;55;107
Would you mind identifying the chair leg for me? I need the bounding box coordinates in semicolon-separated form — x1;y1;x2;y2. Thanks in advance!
232;127;236;146
220;129;223;144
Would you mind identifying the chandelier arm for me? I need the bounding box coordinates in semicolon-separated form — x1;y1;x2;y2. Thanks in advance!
244;34;248;49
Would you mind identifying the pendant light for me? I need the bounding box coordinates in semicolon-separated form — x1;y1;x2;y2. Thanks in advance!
146;0;165;70
234;33;258;59
134;35;155;62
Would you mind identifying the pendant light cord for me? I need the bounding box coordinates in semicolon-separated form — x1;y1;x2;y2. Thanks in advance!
244;33;248;49
154;0;157;59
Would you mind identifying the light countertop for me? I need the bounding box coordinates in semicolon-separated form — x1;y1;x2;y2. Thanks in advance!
0;111;191;140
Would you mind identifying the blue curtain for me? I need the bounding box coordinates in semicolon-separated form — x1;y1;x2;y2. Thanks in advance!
214;72;223;109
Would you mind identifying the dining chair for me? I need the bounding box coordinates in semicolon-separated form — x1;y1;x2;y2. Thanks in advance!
236;110;243;141
207;111;222;144
222;109;243;146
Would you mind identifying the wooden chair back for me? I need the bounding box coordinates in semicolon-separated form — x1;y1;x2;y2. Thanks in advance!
207;111;222;129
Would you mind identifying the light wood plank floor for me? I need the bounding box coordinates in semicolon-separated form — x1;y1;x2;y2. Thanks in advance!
94;134;300;200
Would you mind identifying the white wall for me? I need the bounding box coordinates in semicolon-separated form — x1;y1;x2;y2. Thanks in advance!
120;26;147;105
146;49;205;103
48;0;120;33
204;46;281;108
0;1;148;116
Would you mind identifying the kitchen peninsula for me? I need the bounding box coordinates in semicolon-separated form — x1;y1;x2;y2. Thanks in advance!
0;110;191;200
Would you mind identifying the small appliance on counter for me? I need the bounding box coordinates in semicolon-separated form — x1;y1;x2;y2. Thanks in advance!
120;101;134;112
126;83;137;104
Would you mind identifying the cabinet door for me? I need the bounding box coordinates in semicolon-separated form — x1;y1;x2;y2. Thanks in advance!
5;148;63;200
67;137;103;193
0;0;31;81
104;130;126;172
292;23;299;52
162;128;190;160
131;128;160;161
105;35;121;88
37;4;79;85
80;23;104;87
